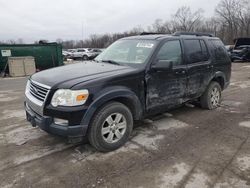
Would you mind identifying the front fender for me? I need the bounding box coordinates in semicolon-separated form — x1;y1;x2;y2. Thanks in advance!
80;86;143;130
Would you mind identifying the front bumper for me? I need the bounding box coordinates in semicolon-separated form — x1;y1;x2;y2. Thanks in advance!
25;102;88;143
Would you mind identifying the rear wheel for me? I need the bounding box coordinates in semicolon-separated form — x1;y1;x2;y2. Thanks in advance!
88;102;133;152
200;81;222;110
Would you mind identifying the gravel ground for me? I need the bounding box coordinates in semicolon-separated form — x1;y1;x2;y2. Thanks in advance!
0;63;250;188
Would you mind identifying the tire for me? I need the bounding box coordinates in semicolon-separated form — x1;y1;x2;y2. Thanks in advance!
87;102;133;152
200;81;222;110
82;55;88;61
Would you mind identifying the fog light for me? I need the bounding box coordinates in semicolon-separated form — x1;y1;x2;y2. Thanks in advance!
54;118;68;126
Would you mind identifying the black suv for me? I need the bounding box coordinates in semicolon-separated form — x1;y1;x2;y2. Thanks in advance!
25;32;231;152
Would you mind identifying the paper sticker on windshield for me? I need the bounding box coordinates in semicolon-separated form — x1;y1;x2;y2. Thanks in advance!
136;43;154;48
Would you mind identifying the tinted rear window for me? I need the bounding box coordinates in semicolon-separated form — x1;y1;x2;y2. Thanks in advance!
200;40;209;60
184;39;209;63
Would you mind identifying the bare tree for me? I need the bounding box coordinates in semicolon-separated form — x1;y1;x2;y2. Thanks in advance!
6;40;16;44
171;6;204;32
21;2;248;49
56;38;63;44
198;18;220;36
236;0;250;37
149;19;169;33
17;38;24;44
215;0;248;43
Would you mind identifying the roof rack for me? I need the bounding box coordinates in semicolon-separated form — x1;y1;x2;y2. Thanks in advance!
173;31;214;37
140;32;166;35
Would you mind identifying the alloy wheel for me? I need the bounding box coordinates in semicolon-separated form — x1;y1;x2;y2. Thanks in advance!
211;87;220;107
101;113;127;143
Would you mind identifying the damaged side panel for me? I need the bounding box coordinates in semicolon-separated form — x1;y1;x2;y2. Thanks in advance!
145;67;188;113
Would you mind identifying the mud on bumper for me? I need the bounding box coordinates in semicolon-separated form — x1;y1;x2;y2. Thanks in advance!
25;102;87;143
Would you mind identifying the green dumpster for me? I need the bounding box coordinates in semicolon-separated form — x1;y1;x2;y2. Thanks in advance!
0;43;63;72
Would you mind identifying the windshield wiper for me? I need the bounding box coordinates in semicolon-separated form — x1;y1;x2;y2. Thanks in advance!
101;60;120;65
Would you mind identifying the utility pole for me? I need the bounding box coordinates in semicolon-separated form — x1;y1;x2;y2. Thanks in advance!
81;21;84;48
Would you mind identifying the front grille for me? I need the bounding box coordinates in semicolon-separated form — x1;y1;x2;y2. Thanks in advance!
29;80;50;102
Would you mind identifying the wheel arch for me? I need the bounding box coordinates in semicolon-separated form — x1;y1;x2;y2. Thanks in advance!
211;72;226;90
80;87;143;131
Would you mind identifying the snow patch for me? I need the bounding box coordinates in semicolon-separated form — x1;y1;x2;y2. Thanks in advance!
222;100;242;107
71;142;141;163
13;143;72;165
0;123;21;132
158;163;190;187
185;170;210;188
132;133;164;150
5;126;46;145
0;96;19;102
242;65;250;68
0;90;22;102
0;109;25;120
239;121;250;128
230;81;250;89
221;100;243;113
154;118;189;131
214;174;249;188
236;155;250;171
239;84;249;89
1;172;25;188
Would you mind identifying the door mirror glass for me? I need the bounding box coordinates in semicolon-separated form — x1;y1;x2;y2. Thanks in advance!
152;60;173;70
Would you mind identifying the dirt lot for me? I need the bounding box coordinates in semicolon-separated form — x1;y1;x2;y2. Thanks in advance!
0;63;250;188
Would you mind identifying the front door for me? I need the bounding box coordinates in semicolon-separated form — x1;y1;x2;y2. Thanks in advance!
146;40;188;113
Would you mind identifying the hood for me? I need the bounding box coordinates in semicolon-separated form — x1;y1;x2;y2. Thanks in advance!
234;38;250;48
31;61;134;88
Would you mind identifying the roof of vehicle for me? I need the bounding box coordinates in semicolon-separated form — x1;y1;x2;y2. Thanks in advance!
124;34;172;40
122;32;219;41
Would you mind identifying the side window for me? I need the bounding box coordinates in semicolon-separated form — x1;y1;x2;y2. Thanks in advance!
78;49;86;52
210;39;228;62
200;40;209;61
156;40;182;66
184;39;207;64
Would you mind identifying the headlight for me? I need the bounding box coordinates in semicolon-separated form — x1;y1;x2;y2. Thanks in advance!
51;89;89;107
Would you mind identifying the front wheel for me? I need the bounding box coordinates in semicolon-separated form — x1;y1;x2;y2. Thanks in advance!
200;81;222;110
88;102;133;152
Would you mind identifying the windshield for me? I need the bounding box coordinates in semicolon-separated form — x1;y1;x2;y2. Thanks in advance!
95;39;157;66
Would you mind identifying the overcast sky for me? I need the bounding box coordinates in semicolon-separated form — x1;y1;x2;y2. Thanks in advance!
0;0;221;43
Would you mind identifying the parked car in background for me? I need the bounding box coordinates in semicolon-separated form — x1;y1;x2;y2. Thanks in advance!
25;32;231;152
71;48;92;60
230;38;250;62
225;45;234;54
67;49;77;53
62;50;72;60
88;48;104;59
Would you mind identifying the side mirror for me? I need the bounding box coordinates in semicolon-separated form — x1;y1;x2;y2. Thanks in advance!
151;60;173;71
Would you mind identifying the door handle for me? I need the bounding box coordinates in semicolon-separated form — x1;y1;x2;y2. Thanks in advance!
207;65;214;68
175;70;186;75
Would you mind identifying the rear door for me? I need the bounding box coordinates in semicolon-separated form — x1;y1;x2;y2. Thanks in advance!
183;39;213;98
